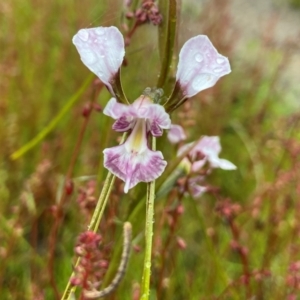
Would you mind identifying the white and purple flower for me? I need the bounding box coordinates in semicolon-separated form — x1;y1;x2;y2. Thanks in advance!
72;26;231;192
179;136;237;173
178;136;236;198
103;96;171;193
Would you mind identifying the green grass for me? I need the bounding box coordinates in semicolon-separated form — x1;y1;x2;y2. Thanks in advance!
1;0;300;299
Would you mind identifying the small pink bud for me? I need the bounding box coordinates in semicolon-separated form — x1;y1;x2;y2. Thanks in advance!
49;205;58;217
99;260;109;268
70;276;82;286
176;236;187;250
82;104;92;117
65;179;74;195
176;204;185;215
126;11;134;19
133;245;141;253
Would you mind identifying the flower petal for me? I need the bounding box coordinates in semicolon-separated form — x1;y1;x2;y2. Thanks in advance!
176;35;231;98
72;27;125;96
210;158;237;170
196;136;236;170
191;159;206;172
112;116;134;132
103;98;130;119
131;97;171;136
143;104;171;136
103;98;135;131
195;136;222;158
167;124;187;144
103;144;167;193
188;176;207;198
190;183;207;198
178;136;236;171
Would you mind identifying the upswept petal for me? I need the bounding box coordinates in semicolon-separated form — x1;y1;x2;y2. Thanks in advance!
176;35;231;98
103;144;167;193
167;124;187;144
72;26;125;95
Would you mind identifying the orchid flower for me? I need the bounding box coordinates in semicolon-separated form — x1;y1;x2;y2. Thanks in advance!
72;26;231;192
179;136;237;172
177;136;236;198
103;96;171;193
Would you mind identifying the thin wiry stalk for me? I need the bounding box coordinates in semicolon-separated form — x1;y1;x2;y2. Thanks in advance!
61;133;127;300
140;137;156;300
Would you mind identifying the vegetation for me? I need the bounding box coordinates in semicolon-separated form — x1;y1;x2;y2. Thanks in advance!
1;0;300;299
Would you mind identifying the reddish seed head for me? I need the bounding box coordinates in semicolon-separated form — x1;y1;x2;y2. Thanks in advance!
98;260;109;268
289;261;300;272
215;199;241;221
70;276;82;286
72;231;107;289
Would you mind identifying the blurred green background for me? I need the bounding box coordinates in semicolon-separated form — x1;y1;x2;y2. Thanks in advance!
1;0;300;299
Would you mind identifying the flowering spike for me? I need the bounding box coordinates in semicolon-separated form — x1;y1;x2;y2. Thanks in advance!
72;27;125;97
176;35;231;98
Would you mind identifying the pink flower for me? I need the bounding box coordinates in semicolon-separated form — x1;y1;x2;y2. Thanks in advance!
103;96;171;193
72;26;231;192
178;136;236;198
179;136;237;172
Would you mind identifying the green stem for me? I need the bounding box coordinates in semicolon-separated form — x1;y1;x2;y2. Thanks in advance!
61;133;127;300
157;0;177;89
60;171;115;300
140;138;156;300
10;74;94;160
88;172;115;232
93;173;116;232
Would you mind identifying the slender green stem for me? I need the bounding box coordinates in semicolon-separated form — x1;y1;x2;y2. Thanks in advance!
60;171;115;300
88;172;115;232
92;174;116;232
10;74;94;160
140;138;156;300
157;0;177;89
61;133;127;300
